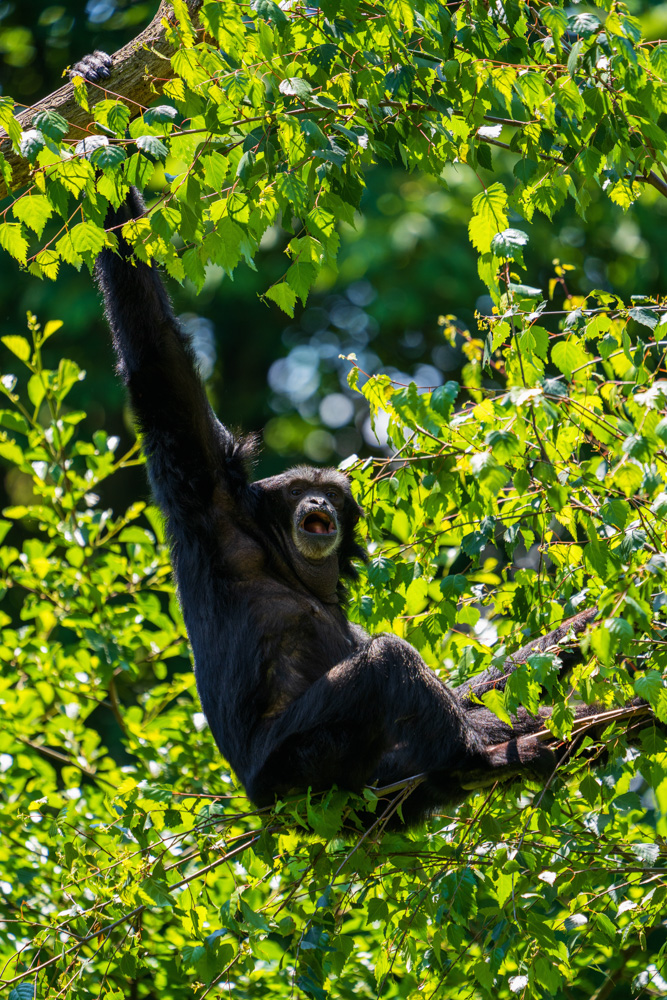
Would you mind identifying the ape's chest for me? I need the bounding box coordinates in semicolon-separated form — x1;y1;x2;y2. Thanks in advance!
243;583;363;713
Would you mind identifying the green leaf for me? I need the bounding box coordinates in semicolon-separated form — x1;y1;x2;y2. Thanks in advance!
69;222;108;259
140;876;173;907
265;282;296;317
384;64;416;99
491;228;529;257
0;222;29;265
18;128;45;161
551;339;587;378
75;134;109;159
182;247;206;291
1;335;30;361
135;135;169;161
508;282;542;299
279;77;313;99
367;556;395;584
629;307;659;329
481;689;512;726
91;144;127;169
469;183;508;254
0;96;21;146
309;43;338;71
630;842;660;865
143;105;178;124
430;380;459;418
12;195;53;238
236;150;256;183
251;0;288;26
33;109;68;140
9;985;35;1000
634;670;663;705
286;259;318;304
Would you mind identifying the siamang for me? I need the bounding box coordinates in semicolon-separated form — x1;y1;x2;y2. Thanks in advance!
74;53;607;827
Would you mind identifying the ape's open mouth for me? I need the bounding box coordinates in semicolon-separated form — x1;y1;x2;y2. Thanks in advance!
300;512;337;535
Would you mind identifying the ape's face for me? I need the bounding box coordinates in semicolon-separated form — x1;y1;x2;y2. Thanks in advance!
254;465;364;582
287;478;345;561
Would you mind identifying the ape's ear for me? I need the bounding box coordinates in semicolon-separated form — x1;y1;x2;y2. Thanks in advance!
351;499;365;523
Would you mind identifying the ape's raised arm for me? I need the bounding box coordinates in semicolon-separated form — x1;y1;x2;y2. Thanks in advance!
96;188;254;523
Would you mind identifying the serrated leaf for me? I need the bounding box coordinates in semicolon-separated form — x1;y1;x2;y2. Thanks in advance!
182;247;206;291
0;96;21;146
491;228;529;257
251;0;288;25
630;842;660;865
309;43;338;70
509;282;542;299
367;556;395;585
140;875;173;907
143;104;178;124
69;221;108;259
33;109;68;140
201;151;229;190
469;183;508;254
279;77;313;99
19;128;45;162
481;689;512;726
75;134;109;159
286;259;318;304
136;134;169;160
91;144;127;169
430;380;459;418
385;64;416;99
265;282;296;317
12;194;53;238
629;307;659;329
551;339;587;378
634;670;663;705
9;985;35;1000
0;222;29;265
236;149;256;183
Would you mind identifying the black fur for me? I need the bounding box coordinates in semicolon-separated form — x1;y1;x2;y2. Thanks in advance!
69;50;113;83
95;188;609;826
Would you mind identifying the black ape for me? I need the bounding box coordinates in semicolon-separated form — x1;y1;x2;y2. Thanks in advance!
70;39;601;822
91;186;605;825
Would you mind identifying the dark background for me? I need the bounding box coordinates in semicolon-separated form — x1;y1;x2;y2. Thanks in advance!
1;0;667;511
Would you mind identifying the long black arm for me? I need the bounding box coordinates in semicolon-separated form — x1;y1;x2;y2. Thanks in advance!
96;188;254;522
456;606;599;704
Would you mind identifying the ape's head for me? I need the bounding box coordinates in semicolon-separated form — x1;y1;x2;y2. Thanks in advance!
254;465;366;589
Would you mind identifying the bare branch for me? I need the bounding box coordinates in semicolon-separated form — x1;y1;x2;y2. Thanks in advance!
0;0;203;199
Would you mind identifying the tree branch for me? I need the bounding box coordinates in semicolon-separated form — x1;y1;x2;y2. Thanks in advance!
0;0;203;199
645;169;667;199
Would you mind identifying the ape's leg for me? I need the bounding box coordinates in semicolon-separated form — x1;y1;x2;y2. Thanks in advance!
244;634;551;822
370;701;557;825
245;634;477;805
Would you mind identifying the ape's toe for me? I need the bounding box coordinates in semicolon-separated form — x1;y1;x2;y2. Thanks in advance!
69;50;112;83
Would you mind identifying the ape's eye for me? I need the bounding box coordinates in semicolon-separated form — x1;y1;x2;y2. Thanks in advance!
290;488;303;497
326;491;338;500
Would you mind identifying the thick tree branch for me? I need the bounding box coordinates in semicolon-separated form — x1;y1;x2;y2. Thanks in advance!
0;0;203;199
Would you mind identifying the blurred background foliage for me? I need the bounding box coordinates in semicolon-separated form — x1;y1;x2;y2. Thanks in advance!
2;0;667;499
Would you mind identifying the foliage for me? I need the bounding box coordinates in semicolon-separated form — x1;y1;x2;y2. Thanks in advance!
1;0;667;306
1;0;667;998
0;293;666;998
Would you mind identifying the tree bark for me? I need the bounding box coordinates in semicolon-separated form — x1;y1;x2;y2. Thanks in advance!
0;0;203;199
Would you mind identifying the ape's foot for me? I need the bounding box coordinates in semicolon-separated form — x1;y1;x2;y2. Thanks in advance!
69;50;112;84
